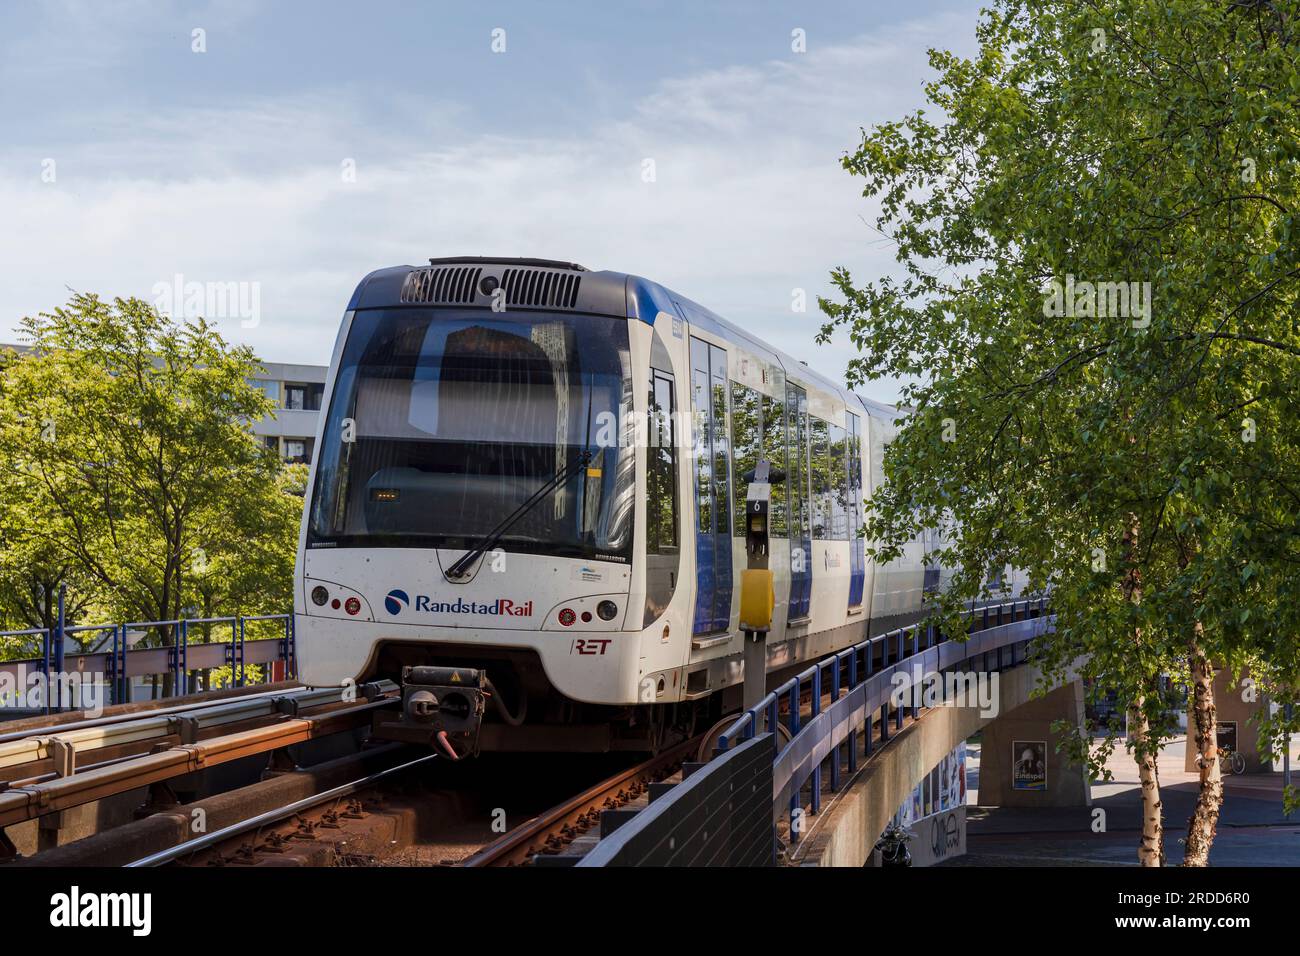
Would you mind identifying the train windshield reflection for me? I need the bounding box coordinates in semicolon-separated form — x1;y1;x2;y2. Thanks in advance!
308;308;635;560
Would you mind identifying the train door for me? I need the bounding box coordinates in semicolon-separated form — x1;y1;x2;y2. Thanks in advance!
690;337;733;635
786;382;812;620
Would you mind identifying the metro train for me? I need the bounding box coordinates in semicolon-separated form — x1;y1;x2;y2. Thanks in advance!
293;256;1021;756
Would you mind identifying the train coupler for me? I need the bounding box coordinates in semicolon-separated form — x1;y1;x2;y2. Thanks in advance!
371;666;486;758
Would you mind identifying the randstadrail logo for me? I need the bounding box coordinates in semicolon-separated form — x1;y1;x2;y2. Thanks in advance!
385;589;534;618
384;589;410;615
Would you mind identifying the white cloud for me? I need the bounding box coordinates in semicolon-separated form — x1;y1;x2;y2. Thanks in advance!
0;12;976;403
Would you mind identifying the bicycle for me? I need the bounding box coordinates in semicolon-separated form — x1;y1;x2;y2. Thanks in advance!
1218;746;1246;775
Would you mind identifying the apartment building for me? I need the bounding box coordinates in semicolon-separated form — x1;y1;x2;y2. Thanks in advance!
247;360;327;465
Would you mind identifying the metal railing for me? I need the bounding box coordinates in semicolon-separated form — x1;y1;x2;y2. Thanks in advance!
718;596;1052;841
0;611;295;713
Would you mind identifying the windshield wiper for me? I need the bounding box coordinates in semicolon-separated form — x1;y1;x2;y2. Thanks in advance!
444;450;594;580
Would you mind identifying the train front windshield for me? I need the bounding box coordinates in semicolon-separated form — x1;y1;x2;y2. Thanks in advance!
308;308;635;561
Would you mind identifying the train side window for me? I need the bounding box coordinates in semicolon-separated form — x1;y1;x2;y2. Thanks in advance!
847;414;863;534
691;343;713;534
829;423;849;540
810;416;831;538
648;372;678;553
847;411;866;606
644;339;680;626
710;354;731;537
786;383;809;542
762;393;788;536
730;382;761;535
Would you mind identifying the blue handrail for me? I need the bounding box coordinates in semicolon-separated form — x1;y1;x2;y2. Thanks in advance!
717;595;1050;842
0;612;294;711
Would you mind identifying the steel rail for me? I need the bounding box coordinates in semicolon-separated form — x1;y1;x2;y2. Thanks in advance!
0;681;302;744
0;695;397;828
126;751;440;867
463;733;704;867
0;683;393;775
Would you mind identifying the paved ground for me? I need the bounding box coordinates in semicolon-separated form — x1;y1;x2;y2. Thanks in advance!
945;736;1300;866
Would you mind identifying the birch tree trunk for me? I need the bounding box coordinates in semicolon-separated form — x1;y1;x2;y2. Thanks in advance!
1184;631;1222;867
1123;513;1163;866
1128;694;1164;866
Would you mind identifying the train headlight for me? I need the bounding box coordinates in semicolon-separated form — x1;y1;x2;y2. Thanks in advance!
596;600;618;621
311;585;330;606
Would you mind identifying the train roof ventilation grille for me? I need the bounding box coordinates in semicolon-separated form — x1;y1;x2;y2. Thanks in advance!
400;266;483;305
501;268;582;309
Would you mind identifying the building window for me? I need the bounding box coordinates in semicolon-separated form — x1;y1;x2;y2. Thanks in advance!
284;439;313;464
285;383;323;411
249;379;281;403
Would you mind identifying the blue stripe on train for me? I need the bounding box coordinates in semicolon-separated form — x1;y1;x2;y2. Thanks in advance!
848;537;866;608
694;533;715;634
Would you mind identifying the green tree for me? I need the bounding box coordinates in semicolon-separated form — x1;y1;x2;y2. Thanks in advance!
0;294;298;694
187;463;304;689
819;0;1300;866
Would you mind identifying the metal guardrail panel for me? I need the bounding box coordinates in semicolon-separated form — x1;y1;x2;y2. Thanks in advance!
579;732;777;867
0;613;293;712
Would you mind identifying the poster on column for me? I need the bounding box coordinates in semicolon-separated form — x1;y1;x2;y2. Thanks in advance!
1217;721;1238;756
957;744;967;804
1012;740;1047;791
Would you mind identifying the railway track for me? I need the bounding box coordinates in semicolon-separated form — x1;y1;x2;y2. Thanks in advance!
95;733;703;868
463;733;704;867
5;683;706;868
127;746;440;867
132;736;705;868
0;682;398;855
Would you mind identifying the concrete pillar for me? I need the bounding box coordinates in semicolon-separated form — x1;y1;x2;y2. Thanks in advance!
1183;664;1267;773
977;679;1091;808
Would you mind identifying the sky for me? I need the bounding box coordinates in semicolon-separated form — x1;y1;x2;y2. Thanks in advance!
0;0;984;404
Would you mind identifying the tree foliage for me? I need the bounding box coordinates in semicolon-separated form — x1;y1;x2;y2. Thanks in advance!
819;0;1300;863
0;295;300;681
